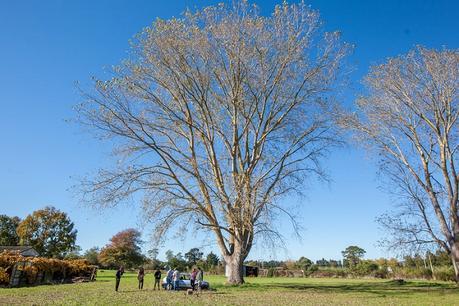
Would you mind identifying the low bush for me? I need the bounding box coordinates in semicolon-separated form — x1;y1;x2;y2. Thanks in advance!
303;265;319;277
373;268;389;279
306;267;350;278
392;267;432;280
309;268;339;278
433;266;455;282
352;260;379;277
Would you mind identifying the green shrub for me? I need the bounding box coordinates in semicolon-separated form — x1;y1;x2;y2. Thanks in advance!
433;266;455;282
353;260;379;276
394;267;432;280
307;267;350;278
373;268;389;279
303;265;319;277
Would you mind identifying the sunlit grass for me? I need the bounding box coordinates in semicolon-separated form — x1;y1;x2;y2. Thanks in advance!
0;270;458;305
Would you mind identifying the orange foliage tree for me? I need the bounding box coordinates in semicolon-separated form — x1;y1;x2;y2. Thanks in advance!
98;229;144;269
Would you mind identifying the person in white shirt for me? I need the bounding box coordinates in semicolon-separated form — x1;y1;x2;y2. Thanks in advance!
172;269;180;290
196;267;204;291
166;268;174;290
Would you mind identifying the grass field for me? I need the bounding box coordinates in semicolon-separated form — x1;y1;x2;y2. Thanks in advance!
1;270;458;305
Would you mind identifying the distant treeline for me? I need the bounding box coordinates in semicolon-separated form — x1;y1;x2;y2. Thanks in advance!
245;248;455;281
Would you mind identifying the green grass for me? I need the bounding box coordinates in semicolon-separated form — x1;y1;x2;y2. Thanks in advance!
1;270;458;305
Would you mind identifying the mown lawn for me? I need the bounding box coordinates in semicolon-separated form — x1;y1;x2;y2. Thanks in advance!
1;270;458;305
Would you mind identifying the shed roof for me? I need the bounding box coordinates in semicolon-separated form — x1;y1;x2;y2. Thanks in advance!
0;246;40;256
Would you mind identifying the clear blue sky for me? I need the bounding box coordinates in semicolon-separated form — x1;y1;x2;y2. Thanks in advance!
1;0;458;262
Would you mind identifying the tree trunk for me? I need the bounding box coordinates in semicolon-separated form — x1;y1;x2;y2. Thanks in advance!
451;242;459;283
428;254;435;280
224;250;245;285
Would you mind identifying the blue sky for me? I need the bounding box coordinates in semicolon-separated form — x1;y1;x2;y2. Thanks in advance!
0;0;458;262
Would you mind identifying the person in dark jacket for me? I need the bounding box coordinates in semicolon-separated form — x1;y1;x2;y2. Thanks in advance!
115;266;124;292
153;268;162;290
138;267;145;290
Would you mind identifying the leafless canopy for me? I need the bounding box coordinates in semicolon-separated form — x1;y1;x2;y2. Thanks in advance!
76;1;348;283
344;47;459;279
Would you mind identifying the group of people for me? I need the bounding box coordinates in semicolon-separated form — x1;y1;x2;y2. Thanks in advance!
164;267;203;291
114;266;203;292
114;266;162;292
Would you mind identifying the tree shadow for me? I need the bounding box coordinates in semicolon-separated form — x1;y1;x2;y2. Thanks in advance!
93;279;111;282
256;280;458;297
213;279;458;298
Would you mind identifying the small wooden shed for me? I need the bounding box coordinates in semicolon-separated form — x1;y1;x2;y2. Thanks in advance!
0;246;39;257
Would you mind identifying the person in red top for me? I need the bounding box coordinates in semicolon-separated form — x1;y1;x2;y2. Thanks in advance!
190;268;197;290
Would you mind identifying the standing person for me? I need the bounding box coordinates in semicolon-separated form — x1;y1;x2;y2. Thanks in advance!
190;268;197;291
115;266;124;292
172;268;180;291
196;267;203;291
166;267;174;290
137;267;145;290
153;268;162;290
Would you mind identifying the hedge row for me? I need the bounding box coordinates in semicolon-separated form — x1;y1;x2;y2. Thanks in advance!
260;266;456;282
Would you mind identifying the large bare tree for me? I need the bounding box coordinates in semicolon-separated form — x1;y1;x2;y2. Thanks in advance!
77;1;347;284
344;47;459;281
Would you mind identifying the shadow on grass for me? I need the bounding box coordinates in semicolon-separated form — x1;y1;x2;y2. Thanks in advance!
114;289;227;296
215;280;458;297
93;280;111;283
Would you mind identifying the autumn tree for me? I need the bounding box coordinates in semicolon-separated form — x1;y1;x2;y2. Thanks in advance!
341;246;366;268
16;206;77;258
343;47;459;281
98;229;144;268
77;1;348;284
0;215;20;246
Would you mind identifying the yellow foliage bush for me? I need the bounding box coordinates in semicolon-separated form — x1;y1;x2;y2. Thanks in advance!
0;251;94;285
0;267;10;285
0;251;23;269
23;265;39;284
